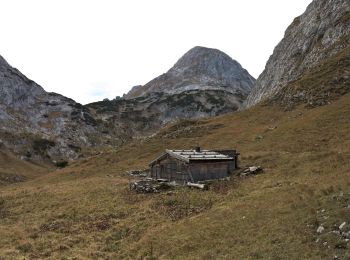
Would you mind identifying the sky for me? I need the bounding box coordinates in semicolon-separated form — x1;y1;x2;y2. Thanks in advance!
0;0;312;104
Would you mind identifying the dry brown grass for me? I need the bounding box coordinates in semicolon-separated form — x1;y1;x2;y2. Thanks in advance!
0;94;349;259
0;150;49;185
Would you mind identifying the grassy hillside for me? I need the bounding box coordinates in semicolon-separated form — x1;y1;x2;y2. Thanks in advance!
0;94;349;259
0;150;49;186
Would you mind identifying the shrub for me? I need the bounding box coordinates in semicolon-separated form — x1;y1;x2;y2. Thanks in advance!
16;242;33;253
32;138;55;153
0;197;5;215
56;161;68;168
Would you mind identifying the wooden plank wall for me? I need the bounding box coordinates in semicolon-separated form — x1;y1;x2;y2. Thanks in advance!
151;157;232;183
189;161;228;182
151;158;189;183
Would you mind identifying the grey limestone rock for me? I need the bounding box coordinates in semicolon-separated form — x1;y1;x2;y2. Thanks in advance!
245;0;350;108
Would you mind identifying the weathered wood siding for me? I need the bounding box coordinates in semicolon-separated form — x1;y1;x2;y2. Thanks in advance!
228;160;236;173
151;157;189;183
151;156;234;183
189;161;228;182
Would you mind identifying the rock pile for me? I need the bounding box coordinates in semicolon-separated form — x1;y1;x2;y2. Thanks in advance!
312;191;350;256
129;179;171;193
127;169;149;177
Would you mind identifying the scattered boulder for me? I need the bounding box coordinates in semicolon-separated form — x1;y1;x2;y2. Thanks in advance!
255;135;264;141
266;126;277;131
317;225;325;234
339;222;346;230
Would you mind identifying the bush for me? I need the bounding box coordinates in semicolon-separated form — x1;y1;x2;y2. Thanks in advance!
56;161;68;168
32;138;55;154
16;242;33;253
0;197;5;214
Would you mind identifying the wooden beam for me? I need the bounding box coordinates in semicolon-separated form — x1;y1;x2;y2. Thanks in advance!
187;182;207;190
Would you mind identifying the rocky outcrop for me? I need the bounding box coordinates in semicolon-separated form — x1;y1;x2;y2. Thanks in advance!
245;0;350;109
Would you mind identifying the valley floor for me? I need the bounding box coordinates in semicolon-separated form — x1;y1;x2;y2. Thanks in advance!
0;94;350;259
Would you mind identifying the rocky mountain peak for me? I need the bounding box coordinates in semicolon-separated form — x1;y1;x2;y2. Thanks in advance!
169;46;242;78
88;47;256;140
125;46;255;99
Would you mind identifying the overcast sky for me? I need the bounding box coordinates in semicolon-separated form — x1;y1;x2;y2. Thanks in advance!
1;0;312;104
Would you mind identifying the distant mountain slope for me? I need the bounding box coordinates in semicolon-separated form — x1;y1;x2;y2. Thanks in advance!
88;88;246;136
126;46;255;99
245;0;350;108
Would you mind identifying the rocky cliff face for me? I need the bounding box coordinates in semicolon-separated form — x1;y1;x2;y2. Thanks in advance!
245;0;350;109
126;46;255;99
0;56;129;164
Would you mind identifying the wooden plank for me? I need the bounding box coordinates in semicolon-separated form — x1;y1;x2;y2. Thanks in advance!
187;166;195;183
187;182;207;189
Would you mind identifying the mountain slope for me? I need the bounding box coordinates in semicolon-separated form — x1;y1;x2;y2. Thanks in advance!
245;0;350;108
1;0;350;258
1;93;349;259
0;55;126;164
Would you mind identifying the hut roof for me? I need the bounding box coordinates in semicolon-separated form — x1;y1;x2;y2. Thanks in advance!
150;149;235;165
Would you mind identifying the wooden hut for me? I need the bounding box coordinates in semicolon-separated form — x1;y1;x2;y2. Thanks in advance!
149;147;239;183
